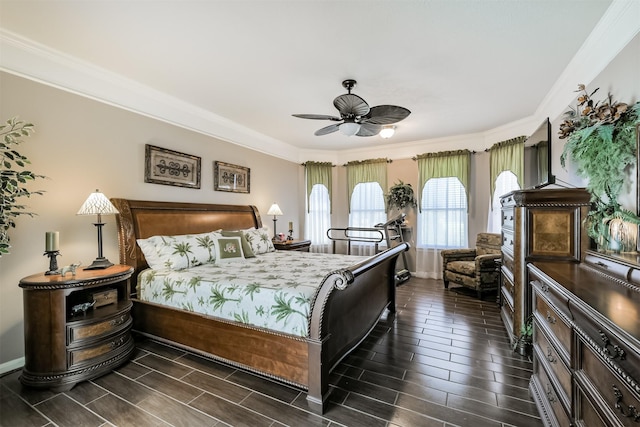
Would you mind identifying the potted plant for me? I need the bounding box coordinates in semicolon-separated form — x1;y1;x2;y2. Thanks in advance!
386;180;417;211
560;84;640;249
0;117;46;256
513;315;533;356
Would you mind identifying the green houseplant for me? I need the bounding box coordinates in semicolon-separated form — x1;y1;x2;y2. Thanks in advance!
386;180;417;211
560;84;640;249
0;117;46;256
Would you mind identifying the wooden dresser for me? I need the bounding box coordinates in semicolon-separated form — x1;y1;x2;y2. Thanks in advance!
529;251;640;426
500;188;590;352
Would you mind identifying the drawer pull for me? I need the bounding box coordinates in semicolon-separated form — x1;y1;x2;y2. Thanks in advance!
546;383;556;403
599;330;626;360
546;311;556;324
613;385;640;422
546;347;556;363
110;315;127;327
594;261;608;269
109;336;126;349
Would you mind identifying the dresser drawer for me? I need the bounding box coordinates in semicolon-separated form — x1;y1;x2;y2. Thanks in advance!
501;253;515;280
502;230;514;257
576;336;640;427
533;290;572;361
532;363;572;427
502;207;515;231
68;330;132;369
575;383;609;427
534;323;571;407
67;305;132;345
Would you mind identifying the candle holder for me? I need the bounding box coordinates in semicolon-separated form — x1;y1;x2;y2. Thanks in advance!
44;250;61;275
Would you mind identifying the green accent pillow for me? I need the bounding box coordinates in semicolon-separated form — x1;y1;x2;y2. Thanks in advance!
221;230;255;258
214;236;246;263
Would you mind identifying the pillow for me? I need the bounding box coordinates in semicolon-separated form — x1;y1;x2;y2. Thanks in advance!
137;231;221;270
221;230;255;258
214;236;246;263
242;226;275;254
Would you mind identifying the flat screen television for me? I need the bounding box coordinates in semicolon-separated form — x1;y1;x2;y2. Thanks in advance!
523;117;555;189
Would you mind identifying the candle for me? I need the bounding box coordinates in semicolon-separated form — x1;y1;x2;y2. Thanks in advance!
288;221;293;231
45;231;59;252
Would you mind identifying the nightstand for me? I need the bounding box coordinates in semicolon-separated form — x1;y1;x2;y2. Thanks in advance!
273;239;311;252
19;264;135;391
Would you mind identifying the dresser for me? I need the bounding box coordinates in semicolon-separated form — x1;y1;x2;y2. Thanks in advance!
500;188;590;352
19;265;135;391
529;252;640;427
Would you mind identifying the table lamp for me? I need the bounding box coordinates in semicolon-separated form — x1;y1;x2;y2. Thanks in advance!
267;202;283;240
77;189;119;270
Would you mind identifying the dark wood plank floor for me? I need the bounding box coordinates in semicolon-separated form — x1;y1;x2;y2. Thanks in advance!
0;278;542;426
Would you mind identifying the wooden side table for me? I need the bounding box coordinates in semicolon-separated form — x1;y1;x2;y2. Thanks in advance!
19;264;135;391
273;239;311;252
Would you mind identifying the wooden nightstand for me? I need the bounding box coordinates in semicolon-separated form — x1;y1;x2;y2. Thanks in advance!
273;239;311;252
19;264;135;391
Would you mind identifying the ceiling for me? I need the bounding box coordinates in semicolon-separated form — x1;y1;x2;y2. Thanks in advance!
0;0;616;154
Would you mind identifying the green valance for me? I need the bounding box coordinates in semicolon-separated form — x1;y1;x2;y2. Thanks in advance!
304;161;333;213
416;150;471;212
489;136;525;203
346;158;388;213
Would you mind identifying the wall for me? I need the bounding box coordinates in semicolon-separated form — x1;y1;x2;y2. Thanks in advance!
0;72;301;365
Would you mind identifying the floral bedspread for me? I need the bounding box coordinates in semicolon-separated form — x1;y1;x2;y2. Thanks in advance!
136;251;368;337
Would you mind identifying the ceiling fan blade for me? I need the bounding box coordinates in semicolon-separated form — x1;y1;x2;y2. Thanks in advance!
361;105;411;125
292;114;342;121
333;94;370;117
356;123;382;137
314;123;341;136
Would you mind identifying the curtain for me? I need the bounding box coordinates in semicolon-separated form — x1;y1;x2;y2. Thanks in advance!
305;161;333;213
489;136;525;205
416;150;470;212
346;158;388;213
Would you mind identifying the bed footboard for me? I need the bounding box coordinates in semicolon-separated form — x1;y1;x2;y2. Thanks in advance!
306;242;409;413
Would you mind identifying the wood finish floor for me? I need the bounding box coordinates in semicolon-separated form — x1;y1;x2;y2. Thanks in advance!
0;278;542;426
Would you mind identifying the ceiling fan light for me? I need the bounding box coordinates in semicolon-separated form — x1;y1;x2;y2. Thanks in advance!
339;122;361;136
380;125;396;139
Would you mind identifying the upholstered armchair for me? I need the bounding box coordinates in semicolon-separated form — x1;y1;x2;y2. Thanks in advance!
441;233;502;299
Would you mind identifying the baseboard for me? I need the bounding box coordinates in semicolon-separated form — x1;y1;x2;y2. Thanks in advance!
0;357;24;375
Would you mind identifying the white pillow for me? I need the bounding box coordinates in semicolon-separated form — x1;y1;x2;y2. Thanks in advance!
242;226;275;254
137;231;221;270
213;236;246;263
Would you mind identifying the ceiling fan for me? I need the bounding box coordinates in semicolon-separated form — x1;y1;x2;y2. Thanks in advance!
292;79;411;137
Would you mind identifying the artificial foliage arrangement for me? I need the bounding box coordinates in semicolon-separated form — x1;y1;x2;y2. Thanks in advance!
559;84;640;247
0;117;46;256
386;180;417;210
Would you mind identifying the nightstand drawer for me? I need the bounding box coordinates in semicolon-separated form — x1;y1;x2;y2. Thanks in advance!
67;304;132;345
68;330;132;369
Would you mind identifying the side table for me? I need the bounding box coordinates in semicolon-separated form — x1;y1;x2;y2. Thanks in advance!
273;239;311;252
19;264;135;391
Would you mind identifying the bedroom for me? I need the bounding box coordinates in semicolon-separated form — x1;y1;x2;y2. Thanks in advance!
1;0;639;425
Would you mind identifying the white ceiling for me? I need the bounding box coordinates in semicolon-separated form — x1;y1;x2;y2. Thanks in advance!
0;0;622;157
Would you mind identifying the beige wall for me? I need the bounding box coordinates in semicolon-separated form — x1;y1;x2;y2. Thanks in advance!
0;72;301;364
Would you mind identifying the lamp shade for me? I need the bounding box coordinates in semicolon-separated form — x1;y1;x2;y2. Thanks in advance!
339;122;361;136
77;190;119;216
267;203;283;216
380;125;396;139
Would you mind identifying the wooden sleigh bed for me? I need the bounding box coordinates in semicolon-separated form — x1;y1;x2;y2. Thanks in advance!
112;198;408;413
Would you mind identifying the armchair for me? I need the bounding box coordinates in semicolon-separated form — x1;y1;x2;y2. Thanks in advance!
441;233;502;299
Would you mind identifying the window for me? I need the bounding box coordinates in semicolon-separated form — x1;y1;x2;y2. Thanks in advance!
418;177;468;249
305;184;331;249
487;170;520;233
349;182;386;254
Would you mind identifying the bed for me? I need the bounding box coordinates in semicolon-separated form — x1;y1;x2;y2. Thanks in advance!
112;198;409;413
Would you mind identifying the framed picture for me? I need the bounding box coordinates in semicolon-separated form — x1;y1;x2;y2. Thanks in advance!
145;144;201;189
214;161;250;193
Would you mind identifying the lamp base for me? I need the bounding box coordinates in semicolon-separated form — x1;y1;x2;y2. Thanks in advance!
83;257;114;270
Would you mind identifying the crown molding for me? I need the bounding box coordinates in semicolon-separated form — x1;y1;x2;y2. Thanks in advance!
1;0;636;163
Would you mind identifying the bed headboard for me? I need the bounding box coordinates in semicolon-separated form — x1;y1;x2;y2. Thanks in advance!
111;199;262;285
